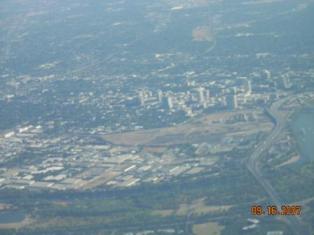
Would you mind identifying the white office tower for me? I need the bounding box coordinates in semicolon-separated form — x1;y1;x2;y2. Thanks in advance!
138;90;145;106
283;76;292;89
233;87;237;95
264;69;272;80
205;90;210;103
187;80;196;87
233;87;238;109
167;96;174;110
157;90;163;102
198;87;208;108
233;94;238;109
198;87;205;102
246;80;252;96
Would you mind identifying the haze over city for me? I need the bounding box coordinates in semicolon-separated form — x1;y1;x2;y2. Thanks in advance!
0;0;314;234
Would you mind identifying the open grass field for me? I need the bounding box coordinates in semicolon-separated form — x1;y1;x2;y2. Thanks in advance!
193;221;224;235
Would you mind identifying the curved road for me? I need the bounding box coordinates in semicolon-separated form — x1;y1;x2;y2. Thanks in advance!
247;95;310;235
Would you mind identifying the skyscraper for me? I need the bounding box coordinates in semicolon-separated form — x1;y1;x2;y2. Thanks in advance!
264;69;271;80
138;90;145;106
245;80;252;96
233;87;238;109
233;94;238;109
167;96;174;110
226;88;238;110
157;90;163;103
198;87;205;103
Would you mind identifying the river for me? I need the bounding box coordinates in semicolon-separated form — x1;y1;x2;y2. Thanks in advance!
290;107;314;162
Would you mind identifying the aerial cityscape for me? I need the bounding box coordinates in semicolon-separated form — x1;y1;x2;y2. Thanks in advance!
0;0;314;234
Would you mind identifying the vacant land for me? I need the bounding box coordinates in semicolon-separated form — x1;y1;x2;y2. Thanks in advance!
152;197;232;217
103;110;272;146
192;221;224;235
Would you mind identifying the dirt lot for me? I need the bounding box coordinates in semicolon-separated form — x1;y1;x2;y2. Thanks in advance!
103;110;273;147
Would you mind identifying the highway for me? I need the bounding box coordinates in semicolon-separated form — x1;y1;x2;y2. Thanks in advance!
247;95;310;235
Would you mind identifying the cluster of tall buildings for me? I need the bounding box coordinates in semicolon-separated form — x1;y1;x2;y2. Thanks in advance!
226;88;238;110
197;87;211;108
138;79;253;112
